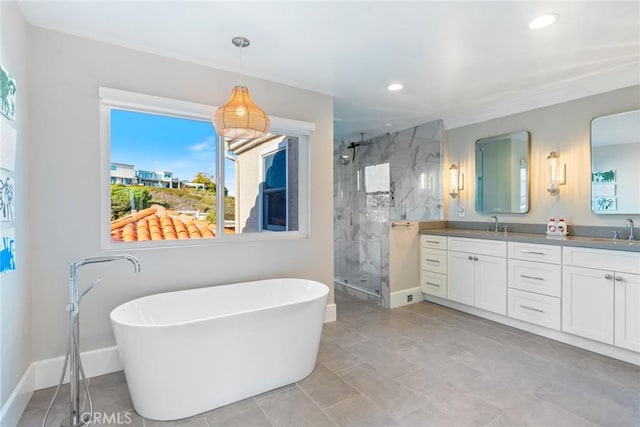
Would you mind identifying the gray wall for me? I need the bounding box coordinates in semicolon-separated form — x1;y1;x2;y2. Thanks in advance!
0;0;31;408
28;27;334;361
445;85;640;226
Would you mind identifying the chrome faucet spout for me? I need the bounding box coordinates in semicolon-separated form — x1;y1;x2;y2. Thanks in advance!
72;255;141;275
488;216;499;233
625;218;635;241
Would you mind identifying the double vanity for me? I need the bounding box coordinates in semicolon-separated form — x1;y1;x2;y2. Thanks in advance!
419;228;640;364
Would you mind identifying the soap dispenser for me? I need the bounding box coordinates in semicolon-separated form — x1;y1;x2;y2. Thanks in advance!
547;217;556;233
557;217;566;234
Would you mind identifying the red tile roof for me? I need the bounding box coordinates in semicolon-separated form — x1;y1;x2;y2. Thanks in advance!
110;205;216;242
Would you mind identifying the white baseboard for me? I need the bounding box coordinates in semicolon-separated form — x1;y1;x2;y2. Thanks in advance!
0;365;34;427
324;303;337;323
389;287;422;309
424;294;640;366
34;346;123;390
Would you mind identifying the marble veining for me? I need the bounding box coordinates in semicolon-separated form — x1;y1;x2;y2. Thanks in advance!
334;120;444;304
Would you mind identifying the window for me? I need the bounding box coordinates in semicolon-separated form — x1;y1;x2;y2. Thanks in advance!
259;138;299;232
100;87;313;247
263;147;287;231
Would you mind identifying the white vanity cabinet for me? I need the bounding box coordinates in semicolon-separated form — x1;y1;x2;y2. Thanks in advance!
507;242;562;330
420;235;447;298
447;237;507;315
420;231;640;363
563;246;640;351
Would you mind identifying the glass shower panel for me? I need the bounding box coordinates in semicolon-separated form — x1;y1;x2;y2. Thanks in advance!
334;158;389;297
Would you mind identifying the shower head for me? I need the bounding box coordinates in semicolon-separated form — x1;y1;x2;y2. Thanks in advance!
345;133;366;162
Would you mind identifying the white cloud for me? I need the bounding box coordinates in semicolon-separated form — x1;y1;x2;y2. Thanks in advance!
188;137;215;152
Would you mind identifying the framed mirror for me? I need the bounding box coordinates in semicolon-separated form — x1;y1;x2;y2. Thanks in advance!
591;109;640;214
475;131;529;214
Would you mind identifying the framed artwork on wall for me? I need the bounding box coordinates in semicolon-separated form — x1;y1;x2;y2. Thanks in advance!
0;227;15;275
0;173;14;221
0;119;17;171
0;64;17;121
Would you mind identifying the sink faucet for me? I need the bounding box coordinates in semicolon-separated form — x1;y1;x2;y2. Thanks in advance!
625;218;635;241
488;216;499;233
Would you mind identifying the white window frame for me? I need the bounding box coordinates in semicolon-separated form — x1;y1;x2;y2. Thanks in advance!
99;87;313;249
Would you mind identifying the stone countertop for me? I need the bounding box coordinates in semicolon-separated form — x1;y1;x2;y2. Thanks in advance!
420;228;640;253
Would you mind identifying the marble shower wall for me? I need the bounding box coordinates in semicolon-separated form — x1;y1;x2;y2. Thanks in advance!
334;119;444;304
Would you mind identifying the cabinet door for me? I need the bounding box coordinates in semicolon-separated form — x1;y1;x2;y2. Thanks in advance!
475;254;507;315
562;266;614;345
447;251;475;306
615;272;640;352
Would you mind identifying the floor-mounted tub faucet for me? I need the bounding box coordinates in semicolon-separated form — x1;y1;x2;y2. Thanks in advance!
625;218;635;241
43;255;141;427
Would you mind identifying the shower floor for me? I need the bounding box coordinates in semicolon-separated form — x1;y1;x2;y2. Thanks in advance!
335;271;381;296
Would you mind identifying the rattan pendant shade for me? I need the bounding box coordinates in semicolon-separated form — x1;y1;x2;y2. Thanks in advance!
213;85;270;140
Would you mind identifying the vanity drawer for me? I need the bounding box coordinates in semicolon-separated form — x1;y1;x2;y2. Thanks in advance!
508;288;561;331
563;246;640;274
420;235;447;250
508;242;561;264
448;237;506;258
421;271;447;298
420;249;447;274
508;259;561;297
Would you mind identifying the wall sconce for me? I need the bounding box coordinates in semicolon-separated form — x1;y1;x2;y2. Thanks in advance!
547;151;566;196
449;164;463;198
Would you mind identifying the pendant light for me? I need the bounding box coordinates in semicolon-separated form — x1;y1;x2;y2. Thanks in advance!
213;37;270;140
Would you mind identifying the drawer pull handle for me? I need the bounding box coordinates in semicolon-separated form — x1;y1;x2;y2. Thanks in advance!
522;251;545;255
615;276;624;282
520;274;544;281
604;274;613;280
520;305;544;313
426;282;440;287
425;240;440;244
425;259;440;263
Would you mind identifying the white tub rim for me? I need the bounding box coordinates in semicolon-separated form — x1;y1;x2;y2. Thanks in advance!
110;277;329;328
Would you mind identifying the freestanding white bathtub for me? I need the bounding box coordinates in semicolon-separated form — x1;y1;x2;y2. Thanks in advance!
110;278;329;421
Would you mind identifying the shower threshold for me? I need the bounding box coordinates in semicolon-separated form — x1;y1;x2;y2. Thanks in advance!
335;278;381;298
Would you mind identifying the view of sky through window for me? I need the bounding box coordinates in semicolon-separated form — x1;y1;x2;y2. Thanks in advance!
110;109;236;196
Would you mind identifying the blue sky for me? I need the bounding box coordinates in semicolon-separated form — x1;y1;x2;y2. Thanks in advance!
110;109;236;195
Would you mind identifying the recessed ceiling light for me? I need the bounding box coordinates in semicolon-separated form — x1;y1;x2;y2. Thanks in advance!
529;13;559;29
385;123;392;127
387;83;403;91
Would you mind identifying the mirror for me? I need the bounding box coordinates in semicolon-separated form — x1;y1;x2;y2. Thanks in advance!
475;131;529;214
591;109;640;214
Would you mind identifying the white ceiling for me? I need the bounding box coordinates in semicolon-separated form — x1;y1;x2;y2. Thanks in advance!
16;1;640;143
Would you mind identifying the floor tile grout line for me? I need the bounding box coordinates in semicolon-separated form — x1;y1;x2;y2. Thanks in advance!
252;396;276;427
295;382;340;426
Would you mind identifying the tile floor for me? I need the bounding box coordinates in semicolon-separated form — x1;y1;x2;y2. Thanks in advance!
20;290;640;426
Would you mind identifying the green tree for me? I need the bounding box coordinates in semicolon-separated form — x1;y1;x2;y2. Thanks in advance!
192;172;216;191
110;184;152;220
191;172;229;196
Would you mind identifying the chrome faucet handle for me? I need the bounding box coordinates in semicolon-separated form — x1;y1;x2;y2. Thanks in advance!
502;226;509;236
611;230;620;241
